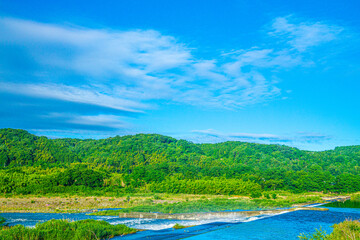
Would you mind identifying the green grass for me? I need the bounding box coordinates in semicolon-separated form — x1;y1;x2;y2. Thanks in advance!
0;219;137;240
299;220;360;240
92;195;323;215
324;200;360;208
0;217;6;226
173;223;187;229
0;192;327;214
324;194;360;208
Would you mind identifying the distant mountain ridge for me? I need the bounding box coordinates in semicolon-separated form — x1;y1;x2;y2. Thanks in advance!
0;128;359;193
1;128;359;169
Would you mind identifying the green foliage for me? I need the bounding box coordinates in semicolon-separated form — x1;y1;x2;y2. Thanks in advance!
272;193;277;199
0;128;360;196
250;191;262;199
325;199;360;208
325;193;360;208
299;220;360;240
150;178;261;195
351;193;360;201
0;216;6;226
93;197;306;215
173;223;186;229
0;128;79;168
299;227;328;240
330;220;360;239
0;166;108;195
57;167;104;188
153;194;161;200
0;219;137;240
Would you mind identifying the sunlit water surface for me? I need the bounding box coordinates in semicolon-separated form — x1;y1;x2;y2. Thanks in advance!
2;207;359;240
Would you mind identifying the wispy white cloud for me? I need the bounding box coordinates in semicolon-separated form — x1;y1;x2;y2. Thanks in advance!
0;16;318;111
190;129;331;145
270;16;343;52
28;128;132;139
44;113;128;129
0;16;344;132
0;82;146;112
295;132;332;143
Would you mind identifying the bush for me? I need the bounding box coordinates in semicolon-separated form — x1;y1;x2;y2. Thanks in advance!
153;194;162;200
0;219;137;240
0;216;6;226
299;227;328;240
299;220;360;240
150;178;262;196
330;220;360;239
173;223;187;229
264;193;270;199
93;198;279;215
250;191;262;199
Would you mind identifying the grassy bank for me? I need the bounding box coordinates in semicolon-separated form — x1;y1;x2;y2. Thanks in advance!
0;192;345;214
0;219;137;240
299;220;360;239
93;194;324;215
324;194;360;208
0;193;197;213
0;196;138;213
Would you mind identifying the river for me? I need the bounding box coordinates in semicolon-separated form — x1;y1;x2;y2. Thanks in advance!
1;207;359;239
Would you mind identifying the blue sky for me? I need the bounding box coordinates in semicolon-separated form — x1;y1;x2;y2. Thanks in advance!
1;0;360;150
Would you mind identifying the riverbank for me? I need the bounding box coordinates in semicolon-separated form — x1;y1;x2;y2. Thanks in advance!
0;193;202;213
324;193;359;208
1;201;359;240
0;192;352;214
92;193;354;218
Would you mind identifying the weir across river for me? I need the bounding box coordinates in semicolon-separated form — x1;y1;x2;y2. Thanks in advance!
118;207;328;220
117;195;349;221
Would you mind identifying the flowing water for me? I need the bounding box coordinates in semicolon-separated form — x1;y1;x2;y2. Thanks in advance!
2;207;360;239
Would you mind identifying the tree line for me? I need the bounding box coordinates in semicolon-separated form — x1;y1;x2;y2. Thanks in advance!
0;128;359;195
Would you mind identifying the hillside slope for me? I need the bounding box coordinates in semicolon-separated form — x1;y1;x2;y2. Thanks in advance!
0;128;359;194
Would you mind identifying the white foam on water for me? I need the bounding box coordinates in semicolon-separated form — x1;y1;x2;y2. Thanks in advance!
7;218;30;222
107;218;173;230
134;222;180;230
96;216;120;221
241;210;291;223
114;210;293;230
304;203;326;208
2;209;293;231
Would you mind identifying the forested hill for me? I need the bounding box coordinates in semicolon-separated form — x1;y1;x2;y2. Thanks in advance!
0;128;359;194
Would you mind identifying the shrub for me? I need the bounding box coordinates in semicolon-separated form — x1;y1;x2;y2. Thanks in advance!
173;223;186;229
0;219;137;240
264;193;270;199
299;220;360;240
298;227;328;240
0;216;6;226
250;191;262;199
153;195;161;200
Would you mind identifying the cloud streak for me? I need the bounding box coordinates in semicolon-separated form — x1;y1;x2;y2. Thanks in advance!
1;16;336;109
190;129;332;146
0;82;146;112
0;16;343;133
270;16;343;51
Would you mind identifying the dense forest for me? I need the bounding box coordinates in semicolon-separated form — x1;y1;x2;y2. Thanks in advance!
0;128;359;196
